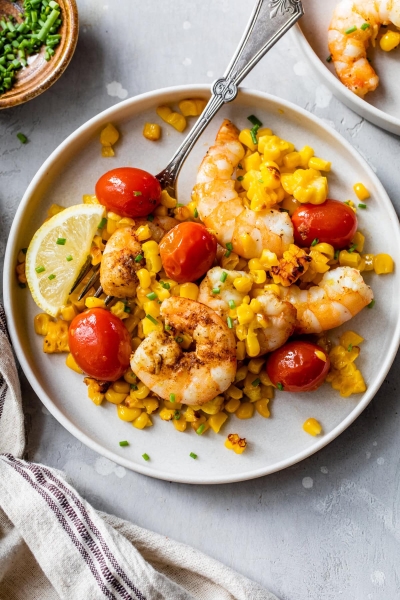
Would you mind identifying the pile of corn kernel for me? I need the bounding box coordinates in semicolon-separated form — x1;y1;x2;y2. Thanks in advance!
142;98;207;141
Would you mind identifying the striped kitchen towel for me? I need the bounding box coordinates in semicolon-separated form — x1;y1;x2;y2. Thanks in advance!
0;305;278;600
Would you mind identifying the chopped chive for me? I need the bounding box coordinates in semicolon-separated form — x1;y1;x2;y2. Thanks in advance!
48;274;56;280
224;249;232;258
250;124;259;145
326;55;332;63
220;271;228;283
334;249;340;260
212;287;220;294
160;281;170;290
227;316;233;329
277;382;284;391
146;291;157;300
248;114;263;128
173;410;181;420
135;254;143;262
252;378;261;387
56;237;66;245
169;393;176;402
124;305;131;313
348;244;357;253
119;440;129;447
66;255;73;261
196;424;205;435
358;203;367;209
237;175;244;181
226;242;233;251
133;191;142;196
361;22;370;30
175;336;183;343
35;265;45;273
194;208;199;218
17;132;27;143
189;452;197;459
164;324;172;331
146;314;158;325
345;26;357;34
367;299;375;309
18;282;27;289
142;453;150;461
147;214;154;222
258;179;264;184
176;203;184;207
36;8;60;42
98;217;107;229
311;238;319;246
347;344;353;352
228;300;236;309
130;384;138;390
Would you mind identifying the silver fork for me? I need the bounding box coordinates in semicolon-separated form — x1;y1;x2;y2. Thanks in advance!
74;0;304;302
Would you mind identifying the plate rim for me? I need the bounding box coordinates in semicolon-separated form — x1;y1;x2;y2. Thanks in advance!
291;24;400;136
4;83;400;485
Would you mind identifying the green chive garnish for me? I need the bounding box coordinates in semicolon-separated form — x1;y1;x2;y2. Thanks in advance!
48;274;56;280
164;324;171;331
347;344;353;352
237;176;244;182
348;244;357;253
334;249;340;260
124;305;131;313
35;265;45;273
133;191;142;196
227;316;233;329
248;115;263;128
169;393;176;402
196;424;205;435
160;281;170;290
252;378;260;387
135;254;143;262
119;440;129;447
345;26;357;34
194;208;199;218
66;255;73;261
130;384;138;390
228;300;236;309
250;124;259;145
175;336;183;343
56;237;66;245
212;287;220;294
367;300;375;309
176;203;184;207
146;291;157;300
326;55;333;63
277;382;283;391
142;453;150;461
174;411;181;420
258;179;264;184
147;215;154;222
98;217;107;229
361;22;370;30
358;203;367;209
311;238;319;246
226;242;233;251
146;314;158;325
190;452;197;459
220;271;228;283
17;132;27;143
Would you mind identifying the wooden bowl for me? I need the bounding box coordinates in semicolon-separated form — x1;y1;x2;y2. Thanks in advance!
0;0;78;109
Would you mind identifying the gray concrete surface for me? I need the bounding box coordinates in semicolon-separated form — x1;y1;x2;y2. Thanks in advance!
1;1;399;598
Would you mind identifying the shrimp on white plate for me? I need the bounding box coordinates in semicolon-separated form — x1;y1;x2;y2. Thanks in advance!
281;266;374;333
193;120;294;258
130;297;237;405
328;0;400;97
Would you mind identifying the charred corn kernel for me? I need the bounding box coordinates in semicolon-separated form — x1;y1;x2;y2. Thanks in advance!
235;402;254;419
244;151;261;172
245;329;260;358
47;203;65;217
250;269;266;284
180;282;199;301
124;370;137;385
299;145;314;168
303;418;322;436
283;151;302;170
248;358;265;374
315;350;327;362
353;183;370;201
34;313;52;336
373;253;394;275
225;433;247;454
239;128;257;151
352;231;365;253
85;297;105;309
340;331;364;348
236;341;246;360
143;122;161;141
225;398;241;413
131;336;142;351
237;304;255;325
255;398;270;418
173;414;187;432
308;157;331;171
143;397;159;414
201;396;224;415
112;380;130;395
111;301;130;320
380;30;400;51
65;352;83;374
312;243;335;260
208;411;228;433
178;98;207;116
137;269;152;289
43;321;69;353
117;405;142;422
260;371;274;387
361;254;374;271
159;407;175;421
226;385;243;400
160;190;177;208
136;225;152;241
235;366;249;383
339;250;361;268
102;146;115;158
100;123;119;147
234;276;253;294
83;194;99;204
105;389;127;405
133;412;152;429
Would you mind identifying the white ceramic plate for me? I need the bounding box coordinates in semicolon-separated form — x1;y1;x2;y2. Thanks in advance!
4;85;400;484
292;0;400;136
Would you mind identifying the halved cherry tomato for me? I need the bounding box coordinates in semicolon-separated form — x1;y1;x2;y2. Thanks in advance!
159;222;217;283
266;341;330;393
95;167;161;218
69;308;132;381
292;199;357;249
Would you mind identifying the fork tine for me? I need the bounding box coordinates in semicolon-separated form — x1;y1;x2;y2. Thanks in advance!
77;265;101;301
94;285;103;298
104;295;114;306
70;256;92;294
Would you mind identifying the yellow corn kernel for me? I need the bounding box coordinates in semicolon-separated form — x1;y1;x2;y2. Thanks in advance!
250;269;266;284
261;385;274;400
237;304;255;325
353;183;370;201
248;258;263;271
116;217;136;230
166;112;187;132
117;405;142;422
100;123;119;147
380;30;400;52
112;380;130;395
47;203;65;217
221;252;239;272
178;98;207;116
106;218;117;235
156;105;172;121
239;128;257;151
124;370;137;385
65;352;83;374
83;194;99;205
142;240;160;256
361;254;374;271
260;249;280;269
308;157;331;172
314;350;327;363
152;205;167;217
299;145;314;168
173;413;187;432
339;331;364;348
160;189;177;208
131;381;150;400
339;250;361;268
131;336;142;351
105;389;127;405
137;268;152;289
373;253;394;275
303;418;322;436
88;387;104;406
143;300;160;319
236;341;246;360
283;151;302;170
260;371;274;387
142;316;162;336
208;411;228;433
352;231;365;253
43;320;69;353
226;385;243;401
244;151;262;172
245;329;260;358
235;402;255;419
180;282;199;301
159;407;175;421
34;313;52;336
143;122;161;141
85;297;105;310
329;345;359;370
263;285;280;300
281;168;328;205
312;243;335;260
111;301;130;320
225;433;247;454
201;396;224;415
136;225;152;241
233;276;253;294
102;146;115;158
255;398;270;418
235;365;248;382
142;397;159;414
248;358;265;374
225;397;241;413
133;412;153;429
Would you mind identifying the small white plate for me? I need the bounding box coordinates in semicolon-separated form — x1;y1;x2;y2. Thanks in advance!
292;0;400;136
4;85;400;484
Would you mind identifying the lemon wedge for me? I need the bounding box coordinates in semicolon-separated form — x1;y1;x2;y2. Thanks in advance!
26;203;105;317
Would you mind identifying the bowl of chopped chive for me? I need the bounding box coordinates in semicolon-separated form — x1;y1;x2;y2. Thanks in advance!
0;0;78;109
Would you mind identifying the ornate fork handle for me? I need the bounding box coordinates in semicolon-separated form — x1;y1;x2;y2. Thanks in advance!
156;0;303;195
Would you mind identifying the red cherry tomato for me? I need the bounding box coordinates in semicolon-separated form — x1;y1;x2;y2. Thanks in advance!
69;308;132;381
159;222;217;283
292;199;357;249
95;167;161;218
266;341;330;393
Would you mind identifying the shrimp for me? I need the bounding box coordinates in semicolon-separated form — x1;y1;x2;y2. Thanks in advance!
193;120;294;258
328;0;400;97
281;266;373;334
198;267;296;354
130;297;237;405
100;217;178;297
